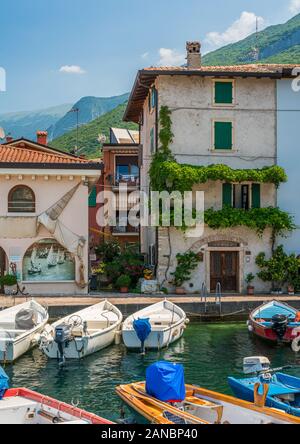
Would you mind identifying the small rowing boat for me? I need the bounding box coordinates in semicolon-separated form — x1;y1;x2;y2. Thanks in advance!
39;300;122;363
0;300;48;363
228;356;300;417
122;300;188;352
116;362;300;424
247;300;300;344
0;367;113;424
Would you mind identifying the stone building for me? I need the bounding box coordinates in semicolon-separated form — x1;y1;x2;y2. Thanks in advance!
124;42;297;294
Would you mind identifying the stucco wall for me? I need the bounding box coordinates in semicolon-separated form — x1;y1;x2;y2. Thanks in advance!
157;226;273;294
277;79;300;254
157;76;276;169
0;175;90;295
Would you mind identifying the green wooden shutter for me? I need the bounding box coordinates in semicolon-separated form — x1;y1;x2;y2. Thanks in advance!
215;82;233;104
223;183;233;208
252;184;261;209
89;186;97;207
214;122;233;150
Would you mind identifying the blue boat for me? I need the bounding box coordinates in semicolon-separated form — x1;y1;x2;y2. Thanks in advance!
228;357;300;417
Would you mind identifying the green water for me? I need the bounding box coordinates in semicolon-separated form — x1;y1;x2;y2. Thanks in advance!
4;323;300;422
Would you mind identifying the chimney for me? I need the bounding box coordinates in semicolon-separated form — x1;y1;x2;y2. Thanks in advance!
37;130;48;145
186;41;201;68
5;134;13;143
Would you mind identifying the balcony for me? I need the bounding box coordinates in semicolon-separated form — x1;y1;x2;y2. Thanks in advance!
114;174;139;188
112;225;140;236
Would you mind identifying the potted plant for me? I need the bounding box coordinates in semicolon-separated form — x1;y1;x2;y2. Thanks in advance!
116;275;131;294
256;246;288;295
171;252;201;295
245;273;255;295
1;274;17;295
286;255;300;295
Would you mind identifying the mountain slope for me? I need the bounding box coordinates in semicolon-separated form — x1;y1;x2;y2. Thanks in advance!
0;104;71;141
51;103;138;157
203;13;300;65
47;93;130;140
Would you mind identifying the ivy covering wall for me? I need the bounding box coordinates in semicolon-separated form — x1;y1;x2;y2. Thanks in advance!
149;106;295;239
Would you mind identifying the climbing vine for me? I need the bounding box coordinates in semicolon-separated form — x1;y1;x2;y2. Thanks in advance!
153;162;287;193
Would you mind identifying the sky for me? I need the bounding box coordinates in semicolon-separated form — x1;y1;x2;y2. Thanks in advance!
0;0;299;113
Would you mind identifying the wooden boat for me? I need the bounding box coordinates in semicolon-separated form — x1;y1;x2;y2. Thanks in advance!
116;382;300;424
1;388;114;424
39;300;122;363
122;300;188;351
0;300;49;363
47;246;57;268
247;300;300;343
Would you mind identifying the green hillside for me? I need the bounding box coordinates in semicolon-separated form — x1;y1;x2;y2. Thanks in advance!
51;103;137;158
203;14;300;65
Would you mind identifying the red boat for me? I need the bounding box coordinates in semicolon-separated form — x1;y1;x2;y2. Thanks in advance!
248;300;300;344
1;387;114;424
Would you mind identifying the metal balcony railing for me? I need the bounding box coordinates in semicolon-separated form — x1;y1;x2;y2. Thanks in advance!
115;174;139;187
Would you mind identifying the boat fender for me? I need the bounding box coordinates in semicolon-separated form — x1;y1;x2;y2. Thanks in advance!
185;318;190;325
292;336;300;353
114;330;122;345
248;324;254;333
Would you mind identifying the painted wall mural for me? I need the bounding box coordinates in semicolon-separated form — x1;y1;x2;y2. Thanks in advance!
23;239;75;282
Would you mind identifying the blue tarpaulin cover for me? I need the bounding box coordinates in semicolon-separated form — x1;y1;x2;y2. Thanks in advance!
0;367;9;399
146;361;186;402
133;318;152;343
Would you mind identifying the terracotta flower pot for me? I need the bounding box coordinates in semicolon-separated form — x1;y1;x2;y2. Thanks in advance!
175;287;186;295
288;285;295;295
247;286;255;296
120;287;129;294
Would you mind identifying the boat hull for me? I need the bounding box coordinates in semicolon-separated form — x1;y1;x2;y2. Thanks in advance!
42;327;118;359
123;319;186;350
116;382;300;424
249;321;297;344
228;374;300;418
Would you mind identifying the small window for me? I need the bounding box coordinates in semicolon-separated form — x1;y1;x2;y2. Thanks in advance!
223;183;261;210
214;81;233;105
233;185;250;210
148;88;157;112
214;121;233;150
89;186;97;208
8;186;35;213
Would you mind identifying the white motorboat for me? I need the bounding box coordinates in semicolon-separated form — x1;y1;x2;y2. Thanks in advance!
0;367;113;424
39;300;123;363
122;300;188;352
0;300;49;363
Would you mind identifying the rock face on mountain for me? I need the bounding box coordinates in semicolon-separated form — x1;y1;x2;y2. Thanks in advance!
47;93;129;140
0;104;71;141
203;13;300;66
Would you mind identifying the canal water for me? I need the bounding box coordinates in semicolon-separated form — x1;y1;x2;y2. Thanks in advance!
4;322;300;422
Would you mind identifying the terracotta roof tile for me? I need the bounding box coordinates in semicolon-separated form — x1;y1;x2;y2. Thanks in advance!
0;145;93;165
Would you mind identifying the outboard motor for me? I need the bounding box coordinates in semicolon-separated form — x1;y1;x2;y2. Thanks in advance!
54;323;72;365
271;314;289;341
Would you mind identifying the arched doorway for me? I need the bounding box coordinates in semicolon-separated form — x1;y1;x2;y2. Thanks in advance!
0;248;8;293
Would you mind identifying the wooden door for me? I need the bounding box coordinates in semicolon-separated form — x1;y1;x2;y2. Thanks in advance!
210;251;238;292
0;248;6;293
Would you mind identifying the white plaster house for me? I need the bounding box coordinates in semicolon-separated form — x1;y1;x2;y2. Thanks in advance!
277;78;300;255
0;135;101;295
124;42;297;294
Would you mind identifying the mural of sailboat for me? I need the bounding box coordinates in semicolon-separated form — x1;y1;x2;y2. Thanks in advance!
28;248;42;275
47;246;57;268
57;250;65;265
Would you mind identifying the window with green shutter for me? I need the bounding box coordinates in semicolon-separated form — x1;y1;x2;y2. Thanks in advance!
214;122;233;150
252;184;261;209
214;81;233;104
223;183;233;208
150;127;155;153
89;186;97;207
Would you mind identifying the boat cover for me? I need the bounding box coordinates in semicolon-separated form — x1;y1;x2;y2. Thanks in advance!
133;318;151;344
146;361;186;402
0;367;9;399
15;309;37;330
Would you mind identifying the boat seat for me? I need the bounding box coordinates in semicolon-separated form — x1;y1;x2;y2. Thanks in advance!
185;396;224;424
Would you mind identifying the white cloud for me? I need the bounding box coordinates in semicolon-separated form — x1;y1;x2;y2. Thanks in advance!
141;52;149;59
59;65;86;75
289;0;300;15
205;11;266;50
157;48;185;66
